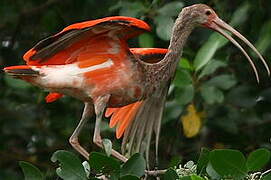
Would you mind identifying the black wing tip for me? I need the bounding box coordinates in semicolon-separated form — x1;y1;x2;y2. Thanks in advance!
4;68;39;76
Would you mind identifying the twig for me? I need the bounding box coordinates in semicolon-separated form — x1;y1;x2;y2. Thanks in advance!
145;169;167;176
96;175;109;180
260;169;271;179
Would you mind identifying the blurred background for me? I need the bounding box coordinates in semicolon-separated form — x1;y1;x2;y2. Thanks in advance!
0;0;271;179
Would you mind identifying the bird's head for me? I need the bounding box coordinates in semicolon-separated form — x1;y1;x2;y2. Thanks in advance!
178;4;269;82
179;4;217;25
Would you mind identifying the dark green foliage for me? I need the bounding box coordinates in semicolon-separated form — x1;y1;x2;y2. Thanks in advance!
246;148;271;172
164;168;179;180
196;148;210;175
120;153;146;178
1;0;271;179
20;148;271;179
20;151;146;179
19;161;44;180
89;152;120;176
209;149;247;179
51;150;88;180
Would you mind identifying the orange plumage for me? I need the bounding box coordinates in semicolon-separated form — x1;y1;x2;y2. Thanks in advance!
4;15;168;162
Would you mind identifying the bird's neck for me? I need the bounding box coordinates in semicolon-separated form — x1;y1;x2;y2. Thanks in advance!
146;15;195;84
163;20;194;76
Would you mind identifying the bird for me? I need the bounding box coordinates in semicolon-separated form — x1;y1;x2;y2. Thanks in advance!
4;4;269;164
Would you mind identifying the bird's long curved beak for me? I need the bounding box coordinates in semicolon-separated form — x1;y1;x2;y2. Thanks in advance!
207;18;270;83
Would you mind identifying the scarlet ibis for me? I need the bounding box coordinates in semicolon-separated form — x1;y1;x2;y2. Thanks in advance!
4;4;269;163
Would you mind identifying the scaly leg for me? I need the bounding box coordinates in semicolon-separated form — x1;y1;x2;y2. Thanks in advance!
93;95;128;162
69;102;93;159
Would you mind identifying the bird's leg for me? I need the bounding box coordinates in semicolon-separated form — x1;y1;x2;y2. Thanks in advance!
93;95;128;162
69;102;93;159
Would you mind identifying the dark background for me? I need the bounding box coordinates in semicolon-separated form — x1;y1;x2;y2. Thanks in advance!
1;0;271;179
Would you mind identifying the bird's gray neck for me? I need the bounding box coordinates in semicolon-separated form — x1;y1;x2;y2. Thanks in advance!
162;18;194;77
143;14;195;85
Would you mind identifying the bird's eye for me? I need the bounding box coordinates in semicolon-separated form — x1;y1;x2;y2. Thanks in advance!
205;10;212;16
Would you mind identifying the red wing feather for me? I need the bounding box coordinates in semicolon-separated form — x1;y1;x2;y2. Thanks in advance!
46;93;64;103
106;101;143;139
130;48;168;63
60;16;151;35
40;48;168;103
24;16;151;65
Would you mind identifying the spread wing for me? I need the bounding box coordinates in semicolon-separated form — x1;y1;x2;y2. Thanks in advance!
23;16;151;65
45;48;168;103
22;16;151;103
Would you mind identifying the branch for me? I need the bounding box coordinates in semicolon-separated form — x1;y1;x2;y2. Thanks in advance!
145;169;167;176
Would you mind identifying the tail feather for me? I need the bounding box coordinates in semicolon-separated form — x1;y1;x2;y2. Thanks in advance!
4;65;39;77
4;66;65;103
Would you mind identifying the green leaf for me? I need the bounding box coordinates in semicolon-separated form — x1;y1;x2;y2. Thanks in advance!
82;161;90;178
193;3;250;71
200;86;224;104
229;3;250;27
255;21;271;54
19;161;43;180
51;150;88;180
205;74;237;90
89;152;120;175
206;163;221;179
193;33;228;71
190;175;205;180
157;1;184;17
175;85;194;105
262;172;271;180
180;176;192;180
197;148;210;174
139;33;154;48
163;168;179;180
173;69;192;87
120;153;146;178
179;58;193;71
209;149;247;178
246;148;271;171
198;60;227;79
102;138;112;157
168;156;182;168
120;175;140;180
155;15;174;41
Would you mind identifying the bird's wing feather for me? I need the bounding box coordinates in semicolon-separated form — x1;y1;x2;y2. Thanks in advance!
44;48;168;103
23;16;151;65
124;83;169;164
105;101;143;139
130;48;168;64
106;82;169;164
